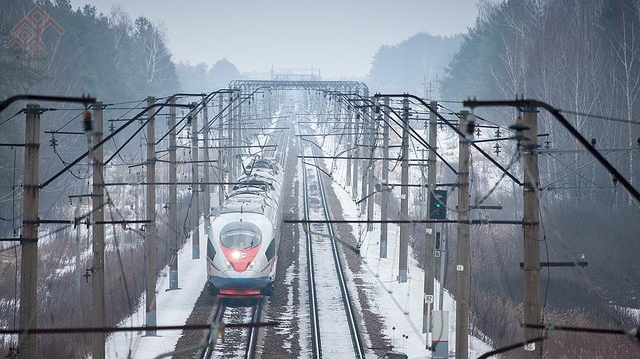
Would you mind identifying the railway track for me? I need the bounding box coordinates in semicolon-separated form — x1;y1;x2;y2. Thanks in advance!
199;298;263;359
301;131;365;358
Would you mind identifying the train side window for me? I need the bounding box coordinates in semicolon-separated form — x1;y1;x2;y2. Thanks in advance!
265;239;276;260
207;239;216;260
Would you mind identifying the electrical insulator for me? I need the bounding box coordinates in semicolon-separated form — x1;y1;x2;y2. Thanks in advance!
49;134;58;148
402;98;410;113
509;116;529;141
461;111;475;141
83;109;92;133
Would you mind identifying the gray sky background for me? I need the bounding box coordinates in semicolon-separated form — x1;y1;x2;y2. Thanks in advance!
69;0;482;78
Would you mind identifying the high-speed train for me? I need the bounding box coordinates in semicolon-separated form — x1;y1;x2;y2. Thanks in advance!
206;156;284;297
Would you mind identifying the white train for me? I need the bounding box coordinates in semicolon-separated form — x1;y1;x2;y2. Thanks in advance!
206;156;284;297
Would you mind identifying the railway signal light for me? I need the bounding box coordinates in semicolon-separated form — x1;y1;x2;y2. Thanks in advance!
429;190;447;219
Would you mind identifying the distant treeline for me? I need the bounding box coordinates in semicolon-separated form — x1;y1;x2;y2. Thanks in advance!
366;32;463;95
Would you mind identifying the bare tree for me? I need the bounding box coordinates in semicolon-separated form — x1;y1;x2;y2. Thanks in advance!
109;4;132;68
610;2;640;203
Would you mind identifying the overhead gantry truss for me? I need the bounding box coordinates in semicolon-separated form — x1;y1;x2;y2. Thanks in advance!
228;80;368;93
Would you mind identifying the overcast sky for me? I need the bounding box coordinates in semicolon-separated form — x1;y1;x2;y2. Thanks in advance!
69;0;482;79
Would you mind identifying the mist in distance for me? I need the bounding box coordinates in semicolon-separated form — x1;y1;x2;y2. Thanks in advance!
69;0;482;78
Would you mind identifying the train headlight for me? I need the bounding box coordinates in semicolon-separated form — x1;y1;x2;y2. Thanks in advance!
231;251;242;259
248;261;255;269
225;260;232;269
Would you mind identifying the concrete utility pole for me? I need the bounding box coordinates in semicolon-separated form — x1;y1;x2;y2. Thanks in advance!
366;93;375;231
346;100;352;187
92;102;106;359
227;92;234;187
237;91;243;181
202;96;211;232
190;103;200;259
455;110;471;359
145;96;158;337
168;98;179;290
380;97;390;258
522;106;542;359
423;101;438;336
360;106;367;216
218;94;225;212
233;90;241;182
267;89;272;119
360;91;369;219
352;92;359;201
19;103;40;359
228;91;236;189
398;97;410;283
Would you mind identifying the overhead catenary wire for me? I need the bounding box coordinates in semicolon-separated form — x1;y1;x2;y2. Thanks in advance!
559;108;640;125
0;108;26;127
8;87;640;357
2;100;204;356
0;94;216;271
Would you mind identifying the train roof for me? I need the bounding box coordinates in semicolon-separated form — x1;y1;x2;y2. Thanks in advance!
222;190;278;215
243;156;283;174
215;155;283;221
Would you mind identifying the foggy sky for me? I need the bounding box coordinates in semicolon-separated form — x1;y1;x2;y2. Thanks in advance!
69;0;481;78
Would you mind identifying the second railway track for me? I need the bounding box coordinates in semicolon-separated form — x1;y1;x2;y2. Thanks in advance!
301;129;365;359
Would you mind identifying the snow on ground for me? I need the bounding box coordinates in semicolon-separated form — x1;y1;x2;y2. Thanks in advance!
330;178;493;359
104;130;493;358
105;223;207;359
103;193;493;359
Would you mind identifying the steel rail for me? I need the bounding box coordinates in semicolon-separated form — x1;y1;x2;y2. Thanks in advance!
310;141;365;359
245;301;263;359
302;142;323;358
200;300;226;359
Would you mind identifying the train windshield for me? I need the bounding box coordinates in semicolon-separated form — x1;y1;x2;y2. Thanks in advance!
220;222;262;249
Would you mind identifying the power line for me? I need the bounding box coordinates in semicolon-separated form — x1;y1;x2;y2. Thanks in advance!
559;109;640;125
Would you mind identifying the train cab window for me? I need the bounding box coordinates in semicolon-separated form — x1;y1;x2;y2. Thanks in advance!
220;222;262;250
